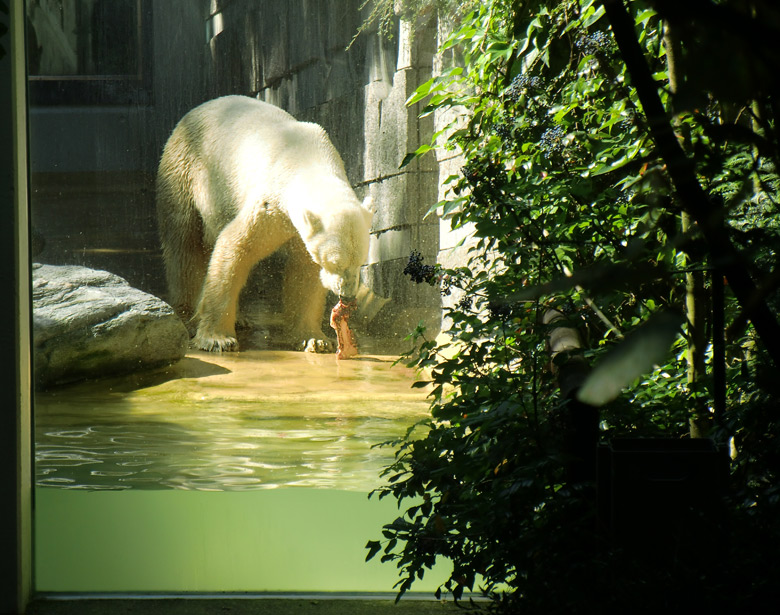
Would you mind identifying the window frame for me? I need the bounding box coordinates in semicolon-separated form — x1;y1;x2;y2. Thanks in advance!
27;0;153;106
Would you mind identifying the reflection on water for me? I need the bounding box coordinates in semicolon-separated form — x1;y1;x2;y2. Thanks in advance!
35;350;430;491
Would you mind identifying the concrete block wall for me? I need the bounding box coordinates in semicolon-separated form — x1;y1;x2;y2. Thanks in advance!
431;18;478;335
209;0;445;348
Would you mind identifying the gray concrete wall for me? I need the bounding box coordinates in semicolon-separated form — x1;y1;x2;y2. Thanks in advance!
431;18;478;338
209;0;444;345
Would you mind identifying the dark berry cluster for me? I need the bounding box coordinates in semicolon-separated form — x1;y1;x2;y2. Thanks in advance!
440;274;454;296
493;122;515;141
403;251;436;284
576;31;613;56
488;301;513;321
506;74;543;102
539;125;566;159
403;251;459;296
614;108;635;130
457;295;473;311
461;158;504;190
462;162;483;186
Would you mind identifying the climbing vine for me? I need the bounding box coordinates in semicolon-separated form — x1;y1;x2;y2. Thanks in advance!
353;0;472;38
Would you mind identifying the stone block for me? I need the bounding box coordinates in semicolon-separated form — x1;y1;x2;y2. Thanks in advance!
367;169;438;232
287;0;326;68
362;67;436;181
33;264;189;387
257;1;291;86
367;227;411;266
397;13;438;71
306;91;366;186
412;218;440;257
325;0;363;51
294;63;329;112
260;79;296;114
363;81;408;180
324;52;361;103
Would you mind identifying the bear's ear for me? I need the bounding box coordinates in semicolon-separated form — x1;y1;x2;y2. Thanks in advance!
302;210;323;239
362;196;375;215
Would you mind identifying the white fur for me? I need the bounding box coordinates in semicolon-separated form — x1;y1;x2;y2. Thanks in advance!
156;95;374;352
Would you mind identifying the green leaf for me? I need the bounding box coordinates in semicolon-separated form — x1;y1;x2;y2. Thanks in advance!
399;144;434;169
577;312;685;406
406;77;437;105
582;4;606;28
591;153;630;176
441;196;467;217
365;540;382;562
635;8;657;26
399;152;418;169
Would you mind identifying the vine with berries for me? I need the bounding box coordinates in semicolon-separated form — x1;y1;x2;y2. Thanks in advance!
366;0;780;611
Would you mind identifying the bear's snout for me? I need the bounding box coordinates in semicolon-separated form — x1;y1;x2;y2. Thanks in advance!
320;268;360;300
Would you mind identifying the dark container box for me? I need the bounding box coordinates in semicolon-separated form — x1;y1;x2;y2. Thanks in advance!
598;438;729;562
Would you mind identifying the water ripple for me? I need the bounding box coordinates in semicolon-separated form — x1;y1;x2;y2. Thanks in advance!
35;412;423;491
34;352;429;492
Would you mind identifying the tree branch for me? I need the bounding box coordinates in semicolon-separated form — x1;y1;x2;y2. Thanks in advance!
602;0;780;369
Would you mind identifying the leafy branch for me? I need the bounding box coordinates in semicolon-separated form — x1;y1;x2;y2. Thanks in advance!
368;0;780;610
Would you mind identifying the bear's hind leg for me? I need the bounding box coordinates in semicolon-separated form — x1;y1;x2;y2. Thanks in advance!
161;212;209;332
157;163;209;329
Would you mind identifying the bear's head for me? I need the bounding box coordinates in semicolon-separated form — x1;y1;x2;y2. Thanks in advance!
301;196;374;300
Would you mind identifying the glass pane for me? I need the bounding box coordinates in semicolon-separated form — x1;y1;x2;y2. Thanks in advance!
28;0;140;76
29;0;445;593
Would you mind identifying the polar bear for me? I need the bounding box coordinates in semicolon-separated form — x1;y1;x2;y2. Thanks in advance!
156;95;374;352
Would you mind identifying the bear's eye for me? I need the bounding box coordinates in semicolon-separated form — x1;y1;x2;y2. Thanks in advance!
323;254;346;273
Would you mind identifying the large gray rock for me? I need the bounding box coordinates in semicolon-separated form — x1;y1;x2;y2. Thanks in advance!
33;264;189;387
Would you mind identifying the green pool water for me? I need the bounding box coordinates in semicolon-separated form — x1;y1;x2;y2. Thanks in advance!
35;488;450;593
34;350;446;593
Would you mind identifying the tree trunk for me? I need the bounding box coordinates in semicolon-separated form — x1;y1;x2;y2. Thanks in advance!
544;309;598;483
663;21;711;437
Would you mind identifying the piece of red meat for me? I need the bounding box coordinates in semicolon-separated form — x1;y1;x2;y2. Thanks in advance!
330;299;358;359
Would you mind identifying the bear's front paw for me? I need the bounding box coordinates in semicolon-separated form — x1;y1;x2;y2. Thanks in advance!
302;338;334;354
193;330;239;352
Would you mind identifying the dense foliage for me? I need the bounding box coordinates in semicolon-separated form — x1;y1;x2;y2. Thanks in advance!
366;0;780;611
